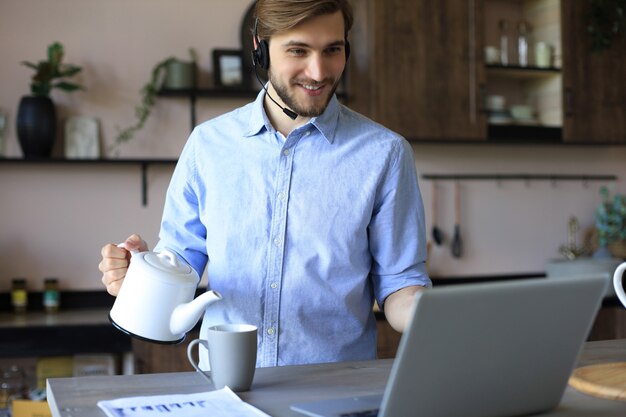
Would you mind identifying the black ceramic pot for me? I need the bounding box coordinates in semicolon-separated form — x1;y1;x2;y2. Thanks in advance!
16;95;56;158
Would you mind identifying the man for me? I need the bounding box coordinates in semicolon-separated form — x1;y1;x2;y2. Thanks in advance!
99;0;430;368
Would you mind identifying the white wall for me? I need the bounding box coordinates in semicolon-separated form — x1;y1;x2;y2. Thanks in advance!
1;0;625;291
414;144;626;277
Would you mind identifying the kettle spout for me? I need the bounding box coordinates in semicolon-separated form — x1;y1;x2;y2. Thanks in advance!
170;290;222;336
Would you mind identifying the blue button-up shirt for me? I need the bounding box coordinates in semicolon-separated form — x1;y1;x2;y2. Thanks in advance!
154;90;430;367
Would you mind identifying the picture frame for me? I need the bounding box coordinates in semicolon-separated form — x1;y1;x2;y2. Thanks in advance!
212;49;246;89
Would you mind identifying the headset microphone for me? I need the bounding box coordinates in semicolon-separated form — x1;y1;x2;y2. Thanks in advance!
252;63;298;120
252;17;298;120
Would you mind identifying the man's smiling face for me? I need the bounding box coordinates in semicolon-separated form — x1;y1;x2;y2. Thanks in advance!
267;11;348;118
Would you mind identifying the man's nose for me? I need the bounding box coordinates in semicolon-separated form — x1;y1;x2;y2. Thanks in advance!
304;54;325;81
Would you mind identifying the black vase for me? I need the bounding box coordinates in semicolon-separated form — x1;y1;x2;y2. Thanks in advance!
16;95;56;158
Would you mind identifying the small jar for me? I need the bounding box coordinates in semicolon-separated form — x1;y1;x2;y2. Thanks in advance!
43;278;60;313
517;21;529;67
498;19;509;66
10;278;28;314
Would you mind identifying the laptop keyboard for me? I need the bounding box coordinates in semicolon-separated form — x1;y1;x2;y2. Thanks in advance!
339;409;379;417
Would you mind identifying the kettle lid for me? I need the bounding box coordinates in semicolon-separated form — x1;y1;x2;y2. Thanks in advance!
134;249;196;283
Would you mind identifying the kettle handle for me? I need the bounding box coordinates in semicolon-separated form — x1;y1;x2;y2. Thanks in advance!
120;244;180;267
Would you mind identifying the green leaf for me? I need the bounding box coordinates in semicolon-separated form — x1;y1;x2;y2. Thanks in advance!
58;64;82;77
21;61;39;70
53;81;83;92
48;42;64;67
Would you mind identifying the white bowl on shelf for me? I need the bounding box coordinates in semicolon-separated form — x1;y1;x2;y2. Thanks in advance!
510;105;534;121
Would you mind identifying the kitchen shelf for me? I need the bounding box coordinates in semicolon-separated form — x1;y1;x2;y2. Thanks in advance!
487;124;562;142
486;64;561;79
158;87;259;131
0;157;177;206
158;87;349;131
421;173;617;182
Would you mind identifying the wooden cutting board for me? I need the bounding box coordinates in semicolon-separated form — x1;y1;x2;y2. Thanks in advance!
569;362;626;402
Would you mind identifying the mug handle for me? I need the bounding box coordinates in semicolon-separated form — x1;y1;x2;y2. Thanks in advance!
614;263;626;308
186;339;213;385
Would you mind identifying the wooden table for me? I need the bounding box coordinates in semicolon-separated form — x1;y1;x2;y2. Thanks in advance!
47;339;626;417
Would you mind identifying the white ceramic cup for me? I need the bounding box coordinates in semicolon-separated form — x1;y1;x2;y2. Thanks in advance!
613;262;626;308
187;324;257;392
484;46;499;64
535;42;553;68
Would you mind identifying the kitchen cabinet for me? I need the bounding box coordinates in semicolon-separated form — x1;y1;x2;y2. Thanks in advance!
131;317;402;374
561;0;626;143
482;0;564;141
588;305;626;341
132;330;199;374
349;0;486;141
348;0;626;144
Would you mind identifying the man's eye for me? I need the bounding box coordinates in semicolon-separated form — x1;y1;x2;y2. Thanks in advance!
288;49;306;56
326;47;342;55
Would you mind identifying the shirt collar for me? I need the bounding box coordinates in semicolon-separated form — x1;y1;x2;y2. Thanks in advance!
244;89;270;138
244;87;341;144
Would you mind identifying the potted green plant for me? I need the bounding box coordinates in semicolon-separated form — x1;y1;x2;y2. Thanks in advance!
18;41;83;158
595;186;626;258
112;49;197;152
588;0;626;51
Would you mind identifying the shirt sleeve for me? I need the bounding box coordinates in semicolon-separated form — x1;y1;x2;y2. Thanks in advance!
368;138;431;308
154;130;209;278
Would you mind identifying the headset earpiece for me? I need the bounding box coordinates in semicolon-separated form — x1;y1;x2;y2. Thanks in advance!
252;17;271;70
253;38;270;70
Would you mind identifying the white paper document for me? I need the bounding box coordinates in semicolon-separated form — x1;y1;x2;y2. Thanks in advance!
97;387;271;417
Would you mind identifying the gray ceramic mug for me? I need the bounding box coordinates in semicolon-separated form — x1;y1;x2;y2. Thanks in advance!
187;324;257;392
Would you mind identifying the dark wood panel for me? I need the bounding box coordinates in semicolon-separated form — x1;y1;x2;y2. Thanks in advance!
376;319;402;359
132;330;199;374
358;0;487;140
562;0;626;143
0;325;131;358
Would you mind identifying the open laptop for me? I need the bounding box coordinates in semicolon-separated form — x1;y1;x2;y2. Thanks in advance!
291;274;608;417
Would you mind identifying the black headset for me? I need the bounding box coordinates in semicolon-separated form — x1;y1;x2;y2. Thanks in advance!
252;17;351;71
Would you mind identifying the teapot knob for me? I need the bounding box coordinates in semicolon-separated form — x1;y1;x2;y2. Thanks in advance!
157;249;179;267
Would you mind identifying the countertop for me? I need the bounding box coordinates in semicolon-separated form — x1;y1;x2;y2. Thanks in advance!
0;308;111;328
0;308;131;357
46;339;626;417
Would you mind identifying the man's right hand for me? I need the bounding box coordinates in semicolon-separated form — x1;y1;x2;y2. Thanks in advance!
99;234;149;296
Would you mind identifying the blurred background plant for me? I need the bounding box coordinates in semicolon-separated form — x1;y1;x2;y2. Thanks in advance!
595;185;626;246
21;42;83;96
111;48;197;154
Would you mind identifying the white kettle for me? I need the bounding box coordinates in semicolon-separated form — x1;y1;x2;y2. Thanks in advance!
109;249;222;343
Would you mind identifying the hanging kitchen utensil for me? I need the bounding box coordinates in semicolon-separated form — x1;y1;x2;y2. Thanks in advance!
431;181;443;245
451;182;463;258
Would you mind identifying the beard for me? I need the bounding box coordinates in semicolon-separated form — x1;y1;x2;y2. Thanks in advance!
269;72;340;118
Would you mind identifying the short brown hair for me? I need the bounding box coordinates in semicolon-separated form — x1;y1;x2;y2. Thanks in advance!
254;0;354;40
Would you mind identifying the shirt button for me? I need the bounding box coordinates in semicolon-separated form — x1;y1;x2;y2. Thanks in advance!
283;149;290;156
270;282;278;289
273;237;282;246
267;327;275;335
277;192;286;201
